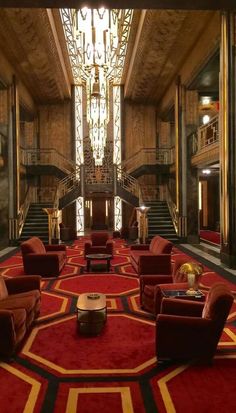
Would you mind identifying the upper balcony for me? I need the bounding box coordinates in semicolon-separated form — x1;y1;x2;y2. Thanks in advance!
190;114;219;167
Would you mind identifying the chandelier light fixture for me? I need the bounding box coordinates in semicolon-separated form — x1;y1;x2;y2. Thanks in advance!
76;8;119;165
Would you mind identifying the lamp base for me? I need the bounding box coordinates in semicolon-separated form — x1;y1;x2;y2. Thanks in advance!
186;288;198;295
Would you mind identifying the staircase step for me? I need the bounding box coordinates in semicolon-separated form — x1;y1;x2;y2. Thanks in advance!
147;200;178;243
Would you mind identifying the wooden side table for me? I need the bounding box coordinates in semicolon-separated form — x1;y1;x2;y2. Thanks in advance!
85;254;112;272
76;293;107;335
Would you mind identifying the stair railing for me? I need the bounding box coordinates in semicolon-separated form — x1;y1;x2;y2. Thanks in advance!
18;186;38;237
116;165;141;201
21;148;75;175
165;185;179;233
53;165;81;209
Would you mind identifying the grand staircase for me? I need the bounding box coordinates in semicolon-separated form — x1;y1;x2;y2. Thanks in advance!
19;203;52;243
146;200;179;243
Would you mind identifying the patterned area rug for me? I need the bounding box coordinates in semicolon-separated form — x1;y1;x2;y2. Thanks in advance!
0;238;235;413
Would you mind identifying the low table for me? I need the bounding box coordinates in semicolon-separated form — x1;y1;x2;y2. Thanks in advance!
161;289;204;300
76;292;107;335
85;253;112;272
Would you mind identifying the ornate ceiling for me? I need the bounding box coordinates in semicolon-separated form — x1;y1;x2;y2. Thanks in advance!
0;8;220;106
123;10;218;104
0;8;72;103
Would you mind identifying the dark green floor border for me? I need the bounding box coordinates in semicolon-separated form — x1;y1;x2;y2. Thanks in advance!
0;246;19;263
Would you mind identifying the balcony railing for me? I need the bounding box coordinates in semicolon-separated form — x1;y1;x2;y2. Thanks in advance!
197;114;219;152
20;148;75;175
122;147;174;174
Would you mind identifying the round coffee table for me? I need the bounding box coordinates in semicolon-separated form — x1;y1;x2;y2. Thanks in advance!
76;292;107;335
85;253;112;272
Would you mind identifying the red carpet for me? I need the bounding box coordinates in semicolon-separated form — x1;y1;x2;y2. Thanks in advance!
200;230;221;245
0;237;235;413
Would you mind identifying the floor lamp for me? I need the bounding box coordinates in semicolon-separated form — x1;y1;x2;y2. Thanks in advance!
136;206;150;244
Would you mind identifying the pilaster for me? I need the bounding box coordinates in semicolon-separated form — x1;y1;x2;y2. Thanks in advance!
220;11;236;267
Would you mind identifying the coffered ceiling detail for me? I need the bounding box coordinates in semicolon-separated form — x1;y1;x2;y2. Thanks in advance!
123;10;217;104
0;8;71;103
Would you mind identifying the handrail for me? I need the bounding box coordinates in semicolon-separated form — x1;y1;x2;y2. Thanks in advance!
17;185;57;238
165;185;178;233
116;165;141;200
20;147;75;175
18;186;36;236
53;165;81;209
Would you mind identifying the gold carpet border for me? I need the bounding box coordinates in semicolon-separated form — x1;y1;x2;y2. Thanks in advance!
38;292;69;321
23;314;156;375
0;362;41;413
66;386;134;413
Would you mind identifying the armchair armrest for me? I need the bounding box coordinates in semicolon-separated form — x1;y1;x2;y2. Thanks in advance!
84;241;92;256
106;240;114;255
45;245;66;251
130;244;149;250
140;274;173;289
27;253;60;261
160;297;204;317
5;276;41;294
139;254;171;275
0;309;15;333
157;313;211;332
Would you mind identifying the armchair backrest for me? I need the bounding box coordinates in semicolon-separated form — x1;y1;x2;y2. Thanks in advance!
149;235;173;255
91;232;109;246
21;237;46;255
202;283;233;327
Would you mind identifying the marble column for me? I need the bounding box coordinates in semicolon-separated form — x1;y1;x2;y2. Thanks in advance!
220;12;236;267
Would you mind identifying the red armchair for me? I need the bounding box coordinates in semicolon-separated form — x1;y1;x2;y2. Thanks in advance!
130;235;173;276
21;237;67;277
156;282;234;363
0;275;41;357
84;232;114;257
140;256;189;314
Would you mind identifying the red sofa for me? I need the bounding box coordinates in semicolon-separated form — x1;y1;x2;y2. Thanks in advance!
156;282;234;362
21;237;67;277
84;232;114;257
0;275;41;357
130;235;173;276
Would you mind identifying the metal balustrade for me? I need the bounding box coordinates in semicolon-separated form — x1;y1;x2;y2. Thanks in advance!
197;114;219;150
20;148;75;175
122;147;174;174
116;165;141;200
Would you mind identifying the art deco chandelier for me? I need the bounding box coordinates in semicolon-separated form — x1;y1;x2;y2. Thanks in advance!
76;8;119;165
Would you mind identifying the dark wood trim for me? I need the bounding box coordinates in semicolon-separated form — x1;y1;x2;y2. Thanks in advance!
0;0;235;10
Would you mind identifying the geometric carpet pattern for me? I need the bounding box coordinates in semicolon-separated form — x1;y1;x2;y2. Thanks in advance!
0;238;236;413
